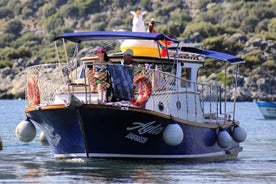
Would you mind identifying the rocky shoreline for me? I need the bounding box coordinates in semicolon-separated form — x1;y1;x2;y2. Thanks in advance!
0;58;39;99
1;57;275;102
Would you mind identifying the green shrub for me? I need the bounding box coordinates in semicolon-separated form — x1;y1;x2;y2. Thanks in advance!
4;19;22;37
241;51;263;70
204;36;224;51
0;61;12;69
217;72;235;86
44;13;65;33
262;59;276;74
0;33;16;48
0;7;14;19
182;22;217;38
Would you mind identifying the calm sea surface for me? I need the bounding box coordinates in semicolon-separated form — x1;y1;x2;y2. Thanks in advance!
0;100;275;184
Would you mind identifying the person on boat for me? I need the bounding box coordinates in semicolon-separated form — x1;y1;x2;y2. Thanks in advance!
121;49;136;65
147;18;157;33
86;47;111;103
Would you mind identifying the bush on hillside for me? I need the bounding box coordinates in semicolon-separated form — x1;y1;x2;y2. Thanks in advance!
0;7;14;19
4;20;22;38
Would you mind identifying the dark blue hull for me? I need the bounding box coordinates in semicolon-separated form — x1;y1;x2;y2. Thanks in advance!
26;105;241;160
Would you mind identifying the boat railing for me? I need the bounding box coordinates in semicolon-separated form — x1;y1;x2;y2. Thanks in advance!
25;63;66;107
132;66;223;122
25;63;226;122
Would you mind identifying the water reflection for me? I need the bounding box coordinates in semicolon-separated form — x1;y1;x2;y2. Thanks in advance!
2;154;207;183
1;149;276;183
40;159;173;183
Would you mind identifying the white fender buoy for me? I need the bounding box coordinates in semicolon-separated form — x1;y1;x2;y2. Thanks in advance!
162;124;184;146
0;135;2;150
217;130;232;148
15;119;36;142
232;126;247;143
39;131;49;146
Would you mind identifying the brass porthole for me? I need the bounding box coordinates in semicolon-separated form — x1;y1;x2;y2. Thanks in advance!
158;102;164;111
176;100;181;110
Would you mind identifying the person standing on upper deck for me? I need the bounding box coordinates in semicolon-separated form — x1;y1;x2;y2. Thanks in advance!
85;47;110;103
95;47;111;103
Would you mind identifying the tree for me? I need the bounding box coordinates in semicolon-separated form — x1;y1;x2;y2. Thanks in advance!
0;7;14;19
63;6;79;18
44;13;65;33
140;0;153;11
182;22;217;39
268;18;276;33
17;46;32;58
241;15;259;34
4;20;22;38
0;33;16;48
52;0;69;7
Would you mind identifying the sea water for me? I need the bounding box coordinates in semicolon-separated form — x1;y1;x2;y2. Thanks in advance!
0;100;275;184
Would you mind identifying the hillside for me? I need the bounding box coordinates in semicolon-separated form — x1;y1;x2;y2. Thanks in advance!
0;0;276;100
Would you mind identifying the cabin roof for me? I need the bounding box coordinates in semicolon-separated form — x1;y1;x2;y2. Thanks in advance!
55;31;245;64
54;31;179;43
180;47;245;64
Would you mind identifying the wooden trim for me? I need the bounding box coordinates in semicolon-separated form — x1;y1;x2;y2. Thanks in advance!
25;103;236;129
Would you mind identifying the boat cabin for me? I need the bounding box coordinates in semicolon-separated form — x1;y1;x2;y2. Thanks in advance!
26;31;244;124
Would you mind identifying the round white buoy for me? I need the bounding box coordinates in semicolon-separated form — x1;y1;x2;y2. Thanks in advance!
0;135;2;150
232;126;247;143
217;130;232;148
15;120;36;142
39;131;49;146
162;124;184;146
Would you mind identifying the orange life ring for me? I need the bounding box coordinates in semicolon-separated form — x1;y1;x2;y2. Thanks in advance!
131;75;152;107
27;76;40;106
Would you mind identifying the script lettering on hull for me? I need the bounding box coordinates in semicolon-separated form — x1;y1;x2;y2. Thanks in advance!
125;121;164;144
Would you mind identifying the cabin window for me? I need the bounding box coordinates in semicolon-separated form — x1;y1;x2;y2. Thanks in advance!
162;64;176;74
181;68;191;87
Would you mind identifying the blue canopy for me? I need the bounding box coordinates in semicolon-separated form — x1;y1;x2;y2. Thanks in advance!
180;47;245;64
54;31;244;64
54;31;179;43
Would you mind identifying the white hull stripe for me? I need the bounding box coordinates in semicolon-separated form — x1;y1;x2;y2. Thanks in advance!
54;151;229;159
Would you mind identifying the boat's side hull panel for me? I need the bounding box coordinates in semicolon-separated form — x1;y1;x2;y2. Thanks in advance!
26;105;241;160
27;108;86;155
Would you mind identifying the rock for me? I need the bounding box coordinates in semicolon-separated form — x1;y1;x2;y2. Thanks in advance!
0;54;275;101
229;33;247;43
10;71;26;99
246;38;263;48
1;67;14;78
188;32;204;43
230;87;252;101
26;58;40;67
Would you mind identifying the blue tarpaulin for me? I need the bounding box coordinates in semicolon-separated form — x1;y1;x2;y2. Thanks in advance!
107;64;134;101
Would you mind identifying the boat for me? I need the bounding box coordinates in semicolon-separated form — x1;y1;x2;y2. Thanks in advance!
17;30;247;161
0;135;2;150
256;101;276;119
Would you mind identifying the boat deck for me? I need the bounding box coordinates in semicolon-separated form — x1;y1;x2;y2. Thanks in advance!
26;62;232;124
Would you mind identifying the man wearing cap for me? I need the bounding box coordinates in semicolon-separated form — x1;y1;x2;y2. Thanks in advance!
122;49;136;65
